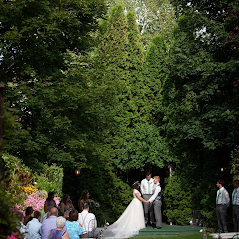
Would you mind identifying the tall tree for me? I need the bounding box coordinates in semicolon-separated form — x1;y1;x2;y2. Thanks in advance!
107;0;177;47
0;0;106;82
162;0;239;220
1;0;108;170
117;34;173;171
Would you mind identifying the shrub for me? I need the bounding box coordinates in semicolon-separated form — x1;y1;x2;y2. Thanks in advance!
163;175;192;225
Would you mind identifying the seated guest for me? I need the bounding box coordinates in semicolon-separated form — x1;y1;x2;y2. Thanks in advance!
40;206;53;223
24;206;33;225
26;211;41;239
78;202;97;238
60;194;74;215
49;216;70;239
15;211;27;239
41;207;67;239
64;208;72;220
65;210;83;239
44;192;56;213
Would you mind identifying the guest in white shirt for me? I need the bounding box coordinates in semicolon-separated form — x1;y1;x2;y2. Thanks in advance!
141;171;155;225
26;211;41;239
216;179;230;233
78;202;97;238
232;180;239;232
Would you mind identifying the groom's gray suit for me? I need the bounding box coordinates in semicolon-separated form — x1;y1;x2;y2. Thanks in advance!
149;183;162;228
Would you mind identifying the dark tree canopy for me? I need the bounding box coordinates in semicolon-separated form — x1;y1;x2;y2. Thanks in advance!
0;0;106;82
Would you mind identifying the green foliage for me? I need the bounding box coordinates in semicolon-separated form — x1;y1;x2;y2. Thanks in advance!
107;0;177;47
143;34;169;122
3;153;63;197
34;164;63;196
118;123;171;170
0;186;20;239
63;157;132;224
3;154;33;201
163;176;192;225
161;0;239;223
0;0;106;82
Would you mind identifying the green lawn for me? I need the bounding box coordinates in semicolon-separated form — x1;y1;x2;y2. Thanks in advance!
135;234;213;239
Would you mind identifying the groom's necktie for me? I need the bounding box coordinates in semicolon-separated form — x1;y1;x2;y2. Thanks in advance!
148;180;150;194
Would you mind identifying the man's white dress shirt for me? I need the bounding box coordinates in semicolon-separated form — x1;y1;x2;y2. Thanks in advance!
232;187;239;205
141;178;155;195
78;210;97;234
216;187;230;206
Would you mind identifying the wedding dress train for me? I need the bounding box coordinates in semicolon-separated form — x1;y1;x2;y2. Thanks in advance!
102;189;145;238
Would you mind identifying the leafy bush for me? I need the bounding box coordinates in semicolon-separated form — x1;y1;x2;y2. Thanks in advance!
34;164;63;197
163;175;192;225
0;186;21;239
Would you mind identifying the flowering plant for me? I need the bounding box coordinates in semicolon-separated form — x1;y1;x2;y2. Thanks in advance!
13;186;61;215
19;185;35;194
13;189;46;214
7;232;22;239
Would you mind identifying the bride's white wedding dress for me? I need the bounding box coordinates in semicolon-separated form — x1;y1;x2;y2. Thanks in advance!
102;189;145;238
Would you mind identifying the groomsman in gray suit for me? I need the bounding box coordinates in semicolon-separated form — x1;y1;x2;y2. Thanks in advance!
232;180;239;232
147;176;162;229
141;172;155;226
216;179;230;233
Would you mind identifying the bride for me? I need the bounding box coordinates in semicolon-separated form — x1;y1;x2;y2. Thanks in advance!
102;181;149;238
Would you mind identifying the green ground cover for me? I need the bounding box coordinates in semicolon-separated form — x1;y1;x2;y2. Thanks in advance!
136;224;212;238
135;234;213;239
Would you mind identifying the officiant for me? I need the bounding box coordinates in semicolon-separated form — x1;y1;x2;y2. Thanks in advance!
141;171;156;226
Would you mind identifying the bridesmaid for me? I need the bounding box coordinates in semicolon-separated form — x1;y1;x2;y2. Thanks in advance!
60;194;74;214
78;190;90;212
44;192;56;213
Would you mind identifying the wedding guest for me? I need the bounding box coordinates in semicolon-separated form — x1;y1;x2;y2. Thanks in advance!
64;208;72;220
24;206;33;225
44;192;56;213
216;179;230;233
48;216;70;239
41;207;67;239
78;190;90;212
232;180;239;232
26;211;41;239
40;206;53;223
15;211;27;239
78;202;97;238
141;171;155;226
60;194;74;215
65;210;83;239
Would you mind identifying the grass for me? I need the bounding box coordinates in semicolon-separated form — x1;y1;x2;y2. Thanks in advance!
135;233;213;239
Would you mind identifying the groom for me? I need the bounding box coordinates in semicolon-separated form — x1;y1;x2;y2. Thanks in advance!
147;176;162;229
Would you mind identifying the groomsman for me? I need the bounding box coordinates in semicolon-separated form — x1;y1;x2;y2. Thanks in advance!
232;180;239;232
148;176;162;229
141;172;155;225
216;179;230;233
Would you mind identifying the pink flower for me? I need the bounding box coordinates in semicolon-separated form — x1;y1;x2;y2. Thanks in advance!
54;197;60;206
14;189;47;214
7;232;22;239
